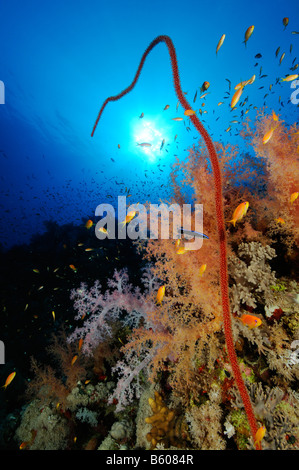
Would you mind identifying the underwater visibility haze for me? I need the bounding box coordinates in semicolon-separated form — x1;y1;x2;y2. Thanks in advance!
0;0;299;452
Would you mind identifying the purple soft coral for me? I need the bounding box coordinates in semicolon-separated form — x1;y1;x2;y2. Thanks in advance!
67;268;155;356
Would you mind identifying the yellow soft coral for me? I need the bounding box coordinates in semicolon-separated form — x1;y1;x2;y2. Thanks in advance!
145;391;189;449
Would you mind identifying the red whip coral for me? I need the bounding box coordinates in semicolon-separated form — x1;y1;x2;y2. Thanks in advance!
91;35;259;448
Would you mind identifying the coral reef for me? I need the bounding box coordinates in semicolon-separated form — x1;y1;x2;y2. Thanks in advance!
9;37;299;452
145;391;190;449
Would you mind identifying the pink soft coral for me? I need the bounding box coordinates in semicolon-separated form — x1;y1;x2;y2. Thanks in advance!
67;268;155;356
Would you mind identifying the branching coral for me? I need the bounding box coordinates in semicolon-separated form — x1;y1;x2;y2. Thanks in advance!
145;391;190;449
229;241;277;313
91;34;259;446
241;112;299;254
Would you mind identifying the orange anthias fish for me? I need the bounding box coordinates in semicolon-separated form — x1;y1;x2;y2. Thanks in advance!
121;210;136;226
199;264;207;277
184;109;196;116
244;25;254;47
231;87;244;108
71;355;78;366
281;74;299;82
290;192;299;204
263;125;277;144
85;219;93;229
156;286;165;304
98;226;108;234
19;430;37;450
254;425;266;449
200;81;210;93
229;201;249;227
239;314;262;329
69;264;77;272
216;34;225;55
2;372;16;389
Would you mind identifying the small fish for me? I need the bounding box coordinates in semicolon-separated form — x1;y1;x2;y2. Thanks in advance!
172;117;183;121
244;25;254;47
139;112;144;118
19;430;37;450
137;142;152;147
275;46;280;57
263;126;276;144
231;87;244;108
71;355;78;366
254;426;266;449
199;264;207;277
85;219;93;229
193;90;198;103
255;53;262;59
282;17;289;29
163;104;170;110
85;248;94;252
176;247;187;255
225;78;231;90
274;217;285;225
272;110;279;121
2;372;16;389
179;228;209;239
279;52;285;65
78;338;83;352
184;109;196;116
98;226;108;234
216;34;225;55
235;75;255;90
239;314;262;329
160;138;165;151
290;192;299;204
117;144;120;149
229;201;249;227
200;81;210;93
32;268;39;273
52;310;55;321
69;264;77;272
292;31;299;34
281;74;299;82
121;210;136;226
156;285;165;304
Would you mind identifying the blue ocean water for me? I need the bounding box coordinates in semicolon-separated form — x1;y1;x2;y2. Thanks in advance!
0;0;298;249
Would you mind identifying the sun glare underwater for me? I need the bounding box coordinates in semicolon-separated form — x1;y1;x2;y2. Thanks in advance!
0;1;299;452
